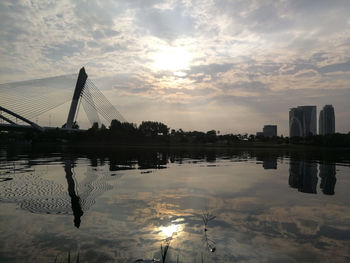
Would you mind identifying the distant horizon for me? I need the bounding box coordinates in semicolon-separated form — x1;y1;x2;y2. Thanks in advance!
1;69;347;136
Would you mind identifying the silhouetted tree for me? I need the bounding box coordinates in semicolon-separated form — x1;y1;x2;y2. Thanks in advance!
89;122;99;132
139;121;169;136
109;119;122;131
61;121;79;129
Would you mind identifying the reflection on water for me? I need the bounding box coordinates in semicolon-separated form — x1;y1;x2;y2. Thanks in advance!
256;152;278;169
64;159;84;228
289;159;337;195
289;160;318;194
319;163;337;195
0;147;349;262
159;224;183;239
0;155;112;228
202;210;217;253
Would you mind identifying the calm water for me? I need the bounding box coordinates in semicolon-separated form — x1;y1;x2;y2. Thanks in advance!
0;147;349;263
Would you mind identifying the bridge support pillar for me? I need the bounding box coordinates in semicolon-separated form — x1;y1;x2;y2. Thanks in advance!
66;67;88;129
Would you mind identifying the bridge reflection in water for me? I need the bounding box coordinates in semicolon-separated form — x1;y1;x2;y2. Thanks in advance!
0;157;113;228
64;159;84;228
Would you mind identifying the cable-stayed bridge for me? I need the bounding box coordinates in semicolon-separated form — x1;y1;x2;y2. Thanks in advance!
0;67;126;131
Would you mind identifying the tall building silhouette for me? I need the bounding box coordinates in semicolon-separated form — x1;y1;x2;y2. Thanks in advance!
319;105;335;135
289;107;303;137
289;106;316;137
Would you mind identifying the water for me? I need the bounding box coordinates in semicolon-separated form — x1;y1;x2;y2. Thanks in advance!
0;147;349;263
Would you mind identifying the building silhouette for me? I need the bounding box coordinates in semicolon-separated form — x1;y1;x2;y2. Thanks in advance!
263;125;277;137
319;105;335;135
256;125;277;137
256;131;264;137
289;106;316;137
289;107;303;137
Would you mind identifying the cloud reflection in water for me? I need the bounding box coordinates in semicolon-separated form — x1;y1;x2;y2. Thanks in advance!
0;149;349;262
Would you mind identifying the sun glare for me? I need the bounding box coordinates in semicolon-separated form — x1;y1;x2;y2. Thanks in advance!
151;46;192;73
159;224;182;238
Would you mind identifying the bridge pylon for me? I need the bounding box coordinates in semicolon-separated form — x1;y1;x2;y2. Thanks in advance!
65;67;88;129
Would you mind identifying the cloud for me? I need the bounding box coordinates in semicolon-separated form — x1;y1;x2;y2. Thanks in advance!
0;0;349;133
227;81;269;92
136;5;196;41
43;40;85;60
318;59;350;74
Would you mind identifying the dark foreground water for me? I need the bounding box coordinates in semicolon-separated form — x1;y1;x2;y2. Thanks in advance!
0;147;349;263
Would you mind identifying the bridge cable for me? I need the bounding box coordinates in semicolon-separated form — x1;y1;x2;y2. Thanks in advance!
81;84;116;124
80;84;101;126
85;79;126;122
81;91;114;124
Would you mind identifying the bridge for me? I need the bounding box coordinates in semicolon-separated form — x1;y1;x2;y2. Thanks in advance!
0;67;126;131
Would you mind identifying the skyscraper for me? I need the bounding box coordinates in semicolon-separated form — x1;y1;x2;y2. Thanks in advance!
299;106;317;136
319;109;324;135
319;105;335;135
289;106;317;137
289;107;304;137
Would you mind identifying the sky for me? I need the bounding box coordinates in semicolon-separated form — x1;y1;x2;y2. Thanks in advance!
0;0;350;135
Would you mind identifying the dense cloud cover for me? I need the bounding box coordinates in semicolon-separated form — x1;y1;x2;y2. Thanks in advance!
0;0;349;134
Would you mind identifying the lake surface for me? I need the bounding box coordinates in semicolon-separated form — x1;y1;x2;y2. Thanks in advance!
0;147;349;263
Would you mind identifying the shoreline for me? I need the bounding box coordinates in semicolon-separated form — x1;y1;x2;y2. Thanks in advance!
2;141;350;151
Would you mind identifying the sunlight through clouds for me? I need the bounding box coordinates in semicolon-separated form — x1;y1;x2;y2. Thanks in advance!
0;0;350;133
151;45;193;72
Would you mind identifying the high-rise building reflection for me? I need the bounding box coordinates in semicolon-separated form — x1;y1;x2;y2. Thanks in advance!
319;105;335;135
289;159;337;195
319;163;336;195
289;160;318;194
256;153;278;169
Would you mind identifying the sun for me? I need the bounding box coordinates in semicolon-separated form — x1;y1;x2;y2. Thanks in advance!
151;46;192;73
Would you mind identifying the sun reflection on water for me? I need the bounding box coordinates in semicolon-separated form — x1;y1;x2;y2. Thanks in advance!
159;223;183;239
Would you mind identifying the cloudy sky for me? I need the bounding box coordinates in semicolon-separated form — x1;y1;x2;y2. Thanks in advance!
0;0;349;134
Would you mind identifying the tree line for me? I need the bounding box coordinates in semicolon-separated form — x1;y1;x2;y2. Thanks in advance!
1;119;350;147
